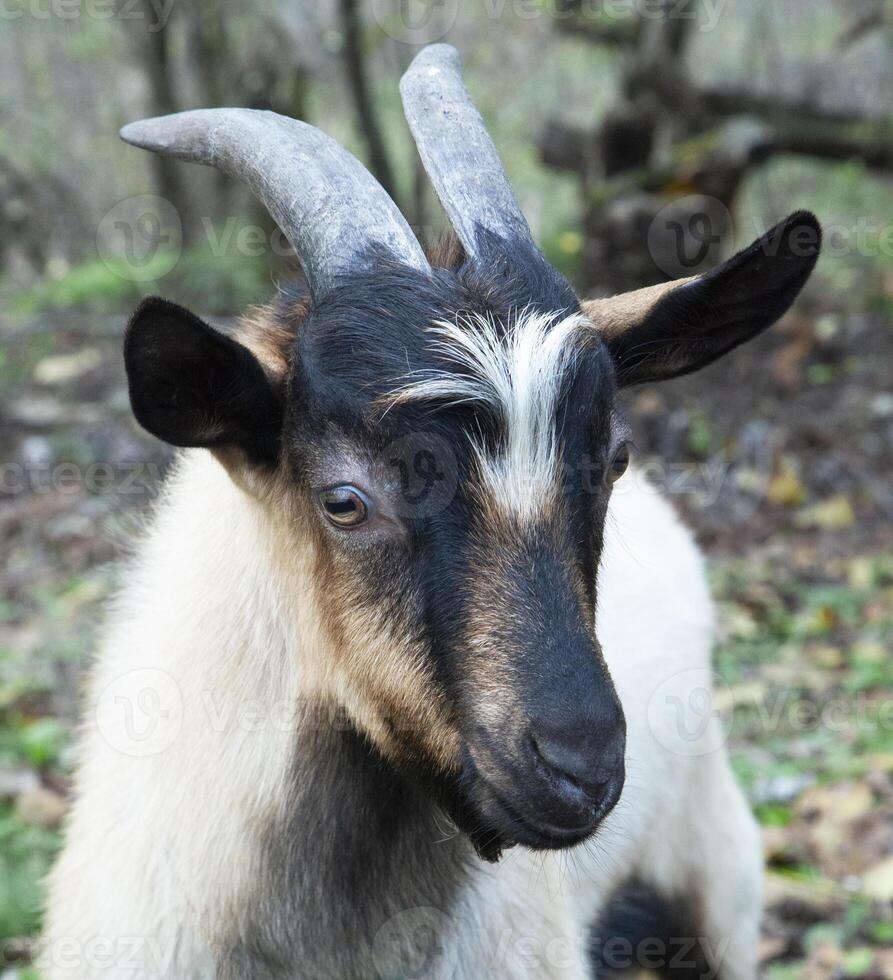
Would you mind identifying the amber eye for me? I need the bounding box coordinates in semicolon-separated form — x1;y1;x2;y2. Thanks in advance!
608;443;630;484
319;486;370;528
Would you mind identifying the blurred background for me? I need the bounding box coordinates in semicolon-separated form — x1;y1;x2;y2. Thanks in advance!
0;1;891;976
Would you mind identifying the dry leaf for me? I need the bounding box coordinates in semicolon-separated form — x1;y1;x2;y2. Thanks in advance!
795;495;856;531
863;856;893;902
768;467;807;507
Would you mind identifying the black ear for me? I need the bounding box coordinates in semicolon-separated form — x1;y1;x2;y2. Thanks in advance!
124;297;283;465
606;211;822;386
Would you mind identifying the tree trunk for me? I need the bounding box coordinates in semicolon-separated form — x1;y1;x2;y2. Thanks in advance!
119;0;193;240
338;0;399;204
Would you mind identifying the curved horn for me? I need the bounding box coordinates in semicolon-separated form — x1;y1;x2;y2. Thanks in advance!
120;108;430;299
400;45;537;262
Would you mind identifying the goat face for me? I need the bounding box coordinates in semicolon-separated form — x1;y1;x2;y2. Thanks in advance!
125;208;820;859
288;252;627;856
119;44;820;859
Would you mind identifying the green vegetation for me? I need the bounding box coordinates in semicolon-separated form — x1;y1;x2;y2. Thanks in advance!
5;239;275;320
0;804;61;941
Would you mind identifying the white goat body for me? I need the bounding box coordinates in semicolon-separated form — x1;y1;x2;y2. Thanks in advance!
43;452;761;979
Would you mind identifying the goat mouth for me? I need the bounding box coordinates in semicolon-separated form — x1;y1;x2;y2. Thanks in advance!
475;775;604;851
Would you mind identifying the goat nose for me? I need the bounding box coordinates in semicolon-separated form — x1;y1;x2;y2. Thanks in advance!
530;728;625;805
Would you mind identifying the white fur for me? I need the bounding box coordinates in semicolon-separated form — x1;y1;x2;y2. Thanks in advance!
43;452;761;979
389;309;588;518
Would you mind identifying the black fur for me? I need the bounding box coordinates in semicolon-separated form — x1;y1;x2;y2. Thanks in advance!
591;878;715;979
124;297;283;464
218;717;473;979
608;211;822;385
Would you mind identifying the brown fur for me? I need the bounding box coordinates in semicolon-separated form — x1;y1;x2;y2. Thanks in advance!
234;295;309;384
582;278;693;339
230;282;462;774
458;488;593;765
233;238;689;397
425;233;466;270
269;486;461;775
232;236;463;387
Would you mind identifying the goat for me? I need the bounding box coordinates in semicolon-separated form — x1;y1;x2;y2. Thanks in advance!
42;44;821;980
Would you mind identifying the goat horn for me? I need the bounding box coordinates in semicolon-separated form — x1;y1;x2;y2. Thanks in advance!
400;44;538;263
120;108;430;299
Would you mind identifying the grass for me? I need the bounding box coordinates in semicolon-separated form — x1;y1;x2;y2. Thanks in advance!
4;237;276;320
0;805;61;942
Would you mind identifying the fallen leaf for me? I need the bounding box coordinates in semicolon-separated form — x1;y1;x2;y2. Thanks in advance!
808;644;845;669
804;939;844;979
841;947;874;977
16;785;68;829
764;870;847;919
862;856;893;902
796;496;856;531
797;782;873;824
768;467;807;508
759;934;789;964
33;348;103;385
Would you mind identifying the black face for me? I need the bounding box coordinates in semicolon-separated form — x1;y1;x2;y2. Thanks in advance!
124;212;821;859
283;249;629;857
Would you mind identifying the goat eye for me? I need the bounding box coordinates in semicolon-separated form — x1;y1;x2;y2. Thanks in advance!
319;486;370;528
608;443;630;484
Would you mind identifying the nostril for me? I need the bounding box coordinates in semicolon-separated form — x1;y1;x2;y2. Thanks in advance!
561;769;581;790
528;730;625;807
529;734;589;792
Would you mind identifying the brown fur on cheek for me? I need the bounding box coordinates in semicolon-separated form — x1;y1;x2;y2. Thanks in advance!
208;299;304;498
270;487;462;775
229;295;463;774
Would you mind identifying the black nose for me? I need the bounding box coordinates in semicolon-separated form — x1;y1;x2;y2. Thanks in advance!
529;724;625;813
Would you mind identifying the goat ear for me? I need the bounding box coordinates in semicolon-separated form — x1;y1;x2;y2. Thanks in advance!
124;297;283;465
585;211;821;387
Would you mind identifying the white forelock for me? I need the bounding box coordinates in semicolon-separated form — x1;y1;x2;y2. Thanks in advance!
387;308;589;518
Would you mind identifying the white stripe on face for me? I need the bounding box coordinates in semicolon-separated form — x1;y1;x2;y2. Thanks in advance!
386;308;588;518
